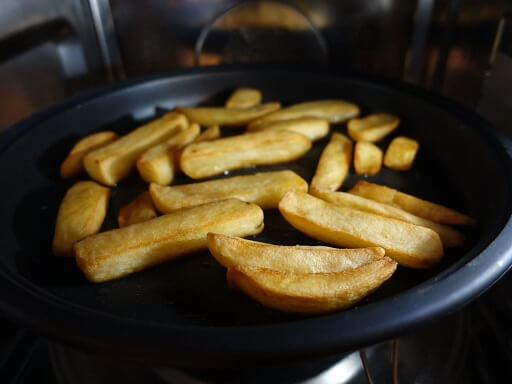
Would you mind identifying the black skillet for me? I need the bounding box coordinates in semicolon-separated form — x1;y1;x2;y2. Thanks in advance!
0;67;511;368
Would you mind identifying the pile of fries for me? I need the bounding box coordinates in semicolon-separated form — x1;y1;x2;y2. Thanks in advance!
53;87;475;314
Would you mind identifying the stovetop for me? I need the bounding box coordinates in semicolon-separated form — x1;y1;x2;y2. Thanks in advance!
2;270;511;384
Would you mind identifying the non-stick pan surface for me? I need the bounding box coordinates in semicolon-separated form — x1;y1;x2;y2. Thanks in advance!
0;68;511;367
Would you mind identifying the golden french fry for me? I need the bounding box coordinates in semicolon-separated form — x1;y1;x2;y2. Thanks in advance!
353;141;382;175
246;117;329;141
311;189;464;248
150;170;307;212
175;102;280;126
225;88;262;108
347;113;399;142
75;199;264;282
84;112;188;186
118;192;157;228
60;132;119;179
180;130;312;179
136;123;200;185
137;150;175;186
194;125;221;142
384;136;419;171
208;233;386;273
349;181;476;225
310;133;352;192
53;181;110;257
171;123;206;171
248;100;360;129
278;191;443;268
227;258;397;314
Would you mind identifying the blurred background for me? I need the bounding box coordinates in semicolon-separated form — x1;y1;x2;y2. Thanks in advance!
1;1;512;383
0;0;510;135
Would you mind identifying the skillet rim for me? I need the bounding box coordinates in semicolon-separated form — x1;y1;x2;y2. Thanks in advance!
0;66;511;366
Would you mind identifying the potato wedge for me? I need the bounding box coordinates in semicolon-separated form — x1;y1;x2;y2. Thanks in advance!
278;191;443;268
60;131;119;179
84;112;188;186
384;136;419;171
310;133;352;192
150;170;307;212
349;181;475;225
347;113;399;142
194;125;221;142
246;117;329;141
208;233;386;272
136;123;200;185
227;258;397;314
248;100;360;129
175;102;280;126
53;181;110;257
75;199;264;282
180;130;312;179
225;88;262;109
353;141;382;175
311;189;464;248
118;192;157;228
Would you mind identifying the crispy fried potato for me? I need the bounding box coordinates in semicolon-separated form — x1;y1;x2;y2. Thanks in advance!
53;181;110;257
349;181;475;225
246;117;329;141
84;112;188;186
180;130;312;179
310;133;352;192
136;148;175;186
60;131;119;179
347;113;399;142
150;170;307;212
227;258;397;314
194;125;220;142
208;233;386;272
384;136;419;171
175;102;280;126
171;123;205;171
353;141;382;175
248;100;360;129
311;189;464;248
136;123;200;185
75;199;264;282
118;192;157;228
225;88;262;108
278;191;443;268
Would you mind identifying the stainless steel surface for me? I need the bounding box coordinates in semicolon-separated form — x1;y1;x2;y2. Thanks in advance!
489;17;506;65
194;1;329;66
478;13;512;137
1;0;508;133
88;0;125;79
46;311;474;383
404;0;435;84
109;0;416;76
301;350;368;384
0;0;109;131
425;0;511;107
430;0;462;90
0;0;106;77
358;350;374;384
